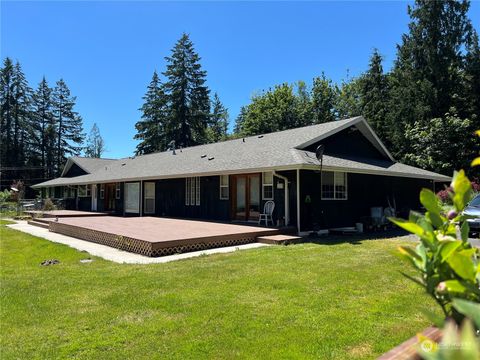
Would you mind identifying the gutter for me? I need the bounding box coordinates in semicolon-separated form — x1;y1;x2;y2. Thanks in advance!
272;171;289;226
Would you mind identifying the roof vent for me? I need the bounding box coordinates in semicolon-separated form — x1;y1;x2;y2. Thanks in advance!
208;157;215;161
121;163;126;166
258;135;264;138
201;154;207;158
168;140;176;155
242;138;245;142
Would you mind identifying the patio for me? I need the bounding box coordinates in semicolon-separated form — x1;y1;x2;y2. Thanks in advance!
34;216;281;257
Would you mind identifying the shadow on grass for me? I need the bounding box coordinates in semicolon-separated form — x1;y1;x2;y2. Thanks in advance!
300;229;413;246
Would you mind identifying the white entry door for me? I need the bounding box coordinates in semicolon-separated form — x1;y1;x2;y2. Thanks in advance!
91;184;97;211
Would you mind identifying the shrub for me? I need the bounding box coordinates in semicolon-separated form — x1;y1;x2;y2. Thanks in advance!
390;170;480;324
43;198;56;211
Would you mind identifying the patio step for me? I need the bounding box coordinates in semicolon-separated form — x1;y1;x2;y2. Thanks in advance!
27;220;50;229
257;234;302;245
31;217;51;224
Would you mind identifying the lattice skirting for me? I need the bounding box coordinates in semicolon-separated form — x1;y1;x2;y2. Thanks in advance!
48;222;260;257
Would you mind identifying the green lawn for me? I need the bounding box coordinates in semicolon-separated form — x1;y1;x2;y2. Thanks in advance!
0;223;438;359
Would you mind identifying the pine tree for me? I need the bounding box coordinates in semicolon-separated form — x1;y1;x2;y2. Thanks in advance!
359;50;391;145
392;0;473;123
335;76;362;120
464;30;480;126
311;73;337;123
84;123;105;158
31;78;56;179
0;58;15;169
163;33;210;147
52;79;84;175
134;71;168;155
233;106;247;135
207;93;229;142
12;61;33;170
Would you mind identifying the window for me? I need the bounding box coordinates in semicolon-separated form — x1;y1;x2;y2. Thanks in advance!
219;175;229;200
144;182;155;214
115;183;121;199
124;182;140;213
185;177;200;206
262;171;274;200
64;186;73;198
321;171;347;200
86;185;91;197
100;184;105;199
78;185;89;197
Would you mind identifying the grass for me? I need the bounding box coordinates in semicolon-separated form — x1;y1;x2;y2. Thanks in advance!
0;223;439;359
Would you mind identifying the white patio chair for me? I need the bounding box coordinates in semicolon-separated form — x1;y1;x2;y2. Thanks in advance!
259;200;275;226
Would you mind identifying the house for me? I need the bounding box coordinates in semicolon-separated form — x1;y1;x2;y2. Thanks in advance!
32;116;450;233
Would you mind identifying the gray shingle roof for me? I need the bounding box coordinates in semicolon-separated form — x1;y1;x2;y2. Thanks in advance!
33;117;450;188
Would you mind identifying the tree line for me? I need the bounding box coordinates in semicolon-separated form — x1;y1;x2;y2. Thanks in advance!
136;0;479;177
0;59;105;190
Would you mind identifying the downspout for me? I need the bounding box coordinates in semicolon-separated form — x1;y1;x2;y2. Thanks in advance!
296;169;301;234
273;171;289;226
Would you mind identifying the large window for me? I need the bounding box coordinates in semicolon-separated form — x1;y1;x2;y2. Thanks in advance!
321;171;347;200
262;171;274;200
100;184;105;199
144;182;155;214
185;177;200;206
124;182;140;213
78;185;91;197
219;175;229;200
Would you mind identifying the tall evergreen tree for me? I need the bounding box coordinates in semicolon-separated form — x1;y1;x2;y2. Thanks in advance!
207;93;229;142
0;58;15;169
134;71;168;155
52;79;84;175
464;30;480;125
84;123;105;158
391;0;473;124
335;77;362;120
359;50;391;145
311;73;337;123
163;33;210;147
12;61;33;169
31;78;56;179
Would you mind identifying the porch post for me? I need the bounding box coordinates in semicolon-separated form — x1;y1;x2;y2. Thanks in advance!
296;169;301;233
140;180;143;217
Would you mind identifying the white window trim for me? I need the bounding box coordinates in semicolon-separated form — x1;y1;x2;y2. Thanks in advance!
115;183;121;199
321;171;348;200
262;172;274;200
124;182;140;213
185;177;201;206
219;175;229;200
143;182;155;214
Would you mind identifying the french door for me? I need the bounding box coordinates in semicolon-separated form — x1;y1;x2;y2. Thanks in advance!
232;174;260;221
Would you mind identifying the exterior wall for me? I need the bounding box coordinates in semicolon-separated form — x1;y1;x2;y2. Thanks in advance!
299;170;433;230
155;176;230;221
304;127;387;160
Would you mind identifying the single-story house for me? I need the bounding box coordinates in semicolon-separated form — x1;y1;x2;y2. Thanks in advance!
32;116;450;233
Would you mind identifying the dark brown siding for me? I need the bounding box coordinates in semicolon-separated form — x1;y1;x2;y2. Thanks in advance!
300;170;433;230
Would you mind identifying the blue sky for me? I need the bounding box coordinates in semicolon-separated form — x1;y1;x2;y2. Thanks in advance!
2;1;479;158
